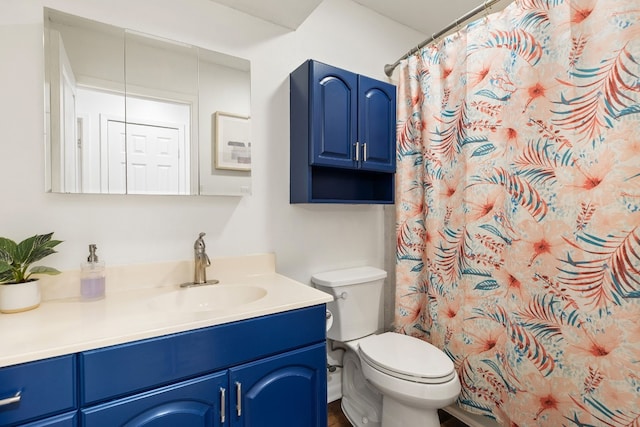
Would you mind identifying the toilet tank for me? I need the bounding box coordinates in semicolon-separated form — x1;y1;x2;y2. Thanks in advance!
311;266;387;342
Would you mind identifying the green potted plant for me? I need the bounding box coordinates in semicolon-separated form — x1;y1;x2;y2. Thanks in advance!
0;232;62;313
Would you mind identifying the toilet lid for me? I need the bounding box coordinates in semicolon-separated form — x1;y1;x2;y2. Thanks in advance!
358;332;456;384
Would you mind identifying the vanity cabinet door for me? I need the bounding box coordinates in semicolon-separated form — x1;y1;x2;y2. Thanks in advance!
81;372;227;427
229;343;327;427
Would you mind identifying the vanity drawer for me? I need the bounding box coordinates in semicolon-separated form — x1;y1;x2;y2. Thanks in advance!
79;304;326;405
0;355;76;426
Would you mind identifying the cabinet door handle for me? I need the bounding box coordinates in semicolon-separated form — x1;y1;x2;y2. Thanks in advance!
0;391;21;407
220;387;226;423
362;142;368;162
235;381;242;417
354;142;361;162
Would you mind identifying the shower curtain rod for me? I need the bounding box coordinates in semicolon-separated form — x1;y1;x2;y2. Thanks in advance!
384;0;502;77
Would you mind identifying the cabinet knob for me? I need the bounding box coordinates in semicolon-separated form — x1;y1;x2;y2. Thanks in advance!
362;142;368;162
354;142;361;162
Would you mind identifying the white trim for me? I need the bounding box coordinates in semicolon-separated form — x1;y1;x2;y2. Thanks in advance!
99;113;123;193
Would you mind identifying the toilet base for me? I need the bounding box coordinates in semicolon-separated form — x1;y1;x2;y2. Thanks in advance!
382;395;440;427
341;348;382;427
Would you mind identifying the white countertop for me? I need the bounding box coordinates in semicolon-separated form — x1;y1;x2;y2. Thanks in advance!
0;254;332;368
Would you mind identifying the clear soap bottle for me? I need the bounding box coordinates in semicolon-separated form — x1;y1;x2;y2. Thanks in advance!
81;244;105;300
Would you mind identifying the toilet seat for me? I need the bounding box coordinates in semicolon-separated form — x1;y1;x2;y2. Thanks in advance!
358;332;455;384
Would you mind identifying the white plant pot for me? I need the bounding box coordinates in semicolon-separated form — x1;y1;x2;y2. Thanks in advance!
0;280;41;314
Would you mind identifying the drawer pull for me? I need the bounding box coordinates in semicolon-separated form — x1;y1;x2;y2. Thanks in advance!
220;387;226;423
363;142;368;161
0;391;21;407
354;142;361;162
235;381;242;416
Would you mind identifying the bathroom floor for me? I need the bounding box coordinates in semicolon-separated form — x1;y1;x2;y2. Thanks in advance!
328;400;470;427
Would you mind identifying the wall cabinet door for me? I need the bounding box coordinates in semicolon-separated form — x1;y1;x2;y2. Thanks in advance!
229;343;327;427
357;74;396;172
81;372;227;427
310;61;358;169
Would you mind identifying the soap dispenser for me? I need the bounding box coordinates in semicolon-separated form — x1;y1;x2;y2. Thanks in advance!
81;244;105;300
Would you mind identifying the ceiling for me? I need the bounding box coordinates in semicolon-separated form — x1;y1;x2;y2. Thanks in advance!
208;0;511;35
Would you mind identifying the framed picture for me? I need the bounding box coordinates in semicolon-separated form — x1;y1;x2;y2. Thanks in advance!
214;112;251;171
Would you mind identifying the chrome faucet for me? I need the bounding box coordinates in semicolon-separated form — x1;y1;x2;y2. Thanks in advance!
181;232;219;287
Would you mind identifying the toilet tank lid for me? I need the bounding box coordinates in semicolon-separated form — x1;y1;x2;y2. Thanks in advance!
311;266;387;287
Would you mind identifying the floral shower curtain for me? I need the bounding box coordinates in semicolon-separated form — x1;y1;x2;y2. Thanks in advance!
394;0;640;425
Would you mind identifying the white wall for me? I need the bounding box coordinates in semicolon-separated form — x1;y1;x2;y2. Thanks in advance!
0;0;421;287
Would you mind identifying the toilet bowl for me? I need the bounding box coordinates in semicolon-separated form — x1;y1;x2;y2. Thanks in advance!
358;332;461;427
312;267;461;427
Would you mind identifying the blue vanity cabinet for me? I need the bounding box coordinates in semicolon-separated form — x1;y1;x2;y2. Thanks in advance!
0;355;77;427
77;305;327;427
81;344;327;427
290;59;396;204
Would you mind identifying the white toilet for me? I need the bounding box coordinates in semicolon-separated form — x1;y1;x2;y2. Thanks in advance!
312;266;461;427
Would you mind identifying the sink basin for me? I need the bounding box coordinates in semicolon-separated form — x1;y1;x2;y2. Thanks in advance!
149;284;267;312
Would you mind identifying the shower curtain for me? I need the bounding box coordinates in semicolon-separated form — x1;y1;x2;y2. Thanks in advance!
394;0;640;425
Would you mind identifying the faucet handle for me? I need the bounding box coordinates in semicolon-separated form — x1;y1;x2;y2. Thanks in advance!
195;232;207;252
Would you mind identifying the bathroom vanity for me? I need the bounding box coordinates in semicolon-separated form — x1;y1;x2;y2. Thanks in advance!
0;255;332;427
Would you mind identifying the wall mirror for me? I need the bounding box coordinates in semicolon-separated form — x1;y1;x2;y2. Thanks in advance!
44;8;251;196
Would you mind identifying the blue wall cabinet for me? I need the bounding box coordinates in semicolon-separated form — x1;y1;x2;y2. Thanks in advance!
290;59;396;204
